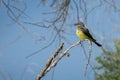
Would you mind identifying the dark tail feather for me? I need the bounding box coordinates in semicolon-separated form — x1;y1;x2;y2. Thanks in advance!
94;41;102;47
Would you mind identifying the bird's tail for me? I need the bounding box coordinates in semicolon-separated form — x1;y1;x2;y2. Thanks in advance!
93;41;102;47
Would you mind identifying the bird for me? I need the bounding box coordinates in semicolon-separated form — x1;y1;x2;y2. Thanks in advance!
74;21;102;47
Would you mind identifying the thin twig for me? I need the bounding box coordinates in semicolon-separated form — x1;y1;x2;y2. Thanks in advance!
81;42;98;75
73;0;80;22
84;41;92;80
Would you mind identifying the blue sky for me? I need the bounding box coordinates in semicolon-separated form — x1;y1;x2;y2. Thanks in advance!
0;0;120;80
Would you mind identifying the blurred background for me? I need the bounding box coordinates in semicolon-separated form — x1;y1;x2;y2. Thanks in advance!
0;0;120;80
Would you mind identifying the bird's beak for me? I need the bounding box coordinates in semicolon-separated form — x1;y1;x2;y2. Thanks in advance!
74;23;78;26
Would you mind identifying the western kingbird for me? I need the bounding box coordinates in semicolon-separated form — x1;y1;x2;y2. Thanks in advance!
74;21;102;47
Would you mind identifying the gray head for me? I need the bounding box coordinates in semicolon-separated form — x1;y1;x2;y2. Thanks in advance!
74;21;85;27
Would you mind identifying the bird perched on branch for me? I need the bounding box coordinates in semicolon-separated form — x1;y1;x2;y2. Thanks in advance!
74;21;102;47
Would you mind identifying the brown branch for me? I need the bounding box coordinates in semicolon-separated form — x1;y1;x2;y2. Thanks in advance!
36;42;64;80
36;41;81;80
45;41;81;70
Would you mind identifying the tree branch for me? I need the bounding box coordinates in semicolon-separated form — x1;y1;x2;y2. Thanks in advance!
36;42;64;80
36;41;81;80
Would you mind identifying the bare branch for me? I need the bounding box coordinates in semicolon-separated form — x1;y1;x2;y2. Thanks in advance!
26;31;58;59
81;43;98;76
36;42;64;80
73;0;80;21
84;41;92;80
36;41;81;80
23;22;51;28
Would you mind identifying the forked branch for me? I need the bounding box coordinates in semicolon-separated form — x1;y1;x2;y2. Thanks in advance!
36;41;81;80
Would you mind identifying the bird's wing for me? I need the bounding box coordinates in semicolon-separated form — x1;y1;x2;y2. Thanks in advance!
81;27;96;41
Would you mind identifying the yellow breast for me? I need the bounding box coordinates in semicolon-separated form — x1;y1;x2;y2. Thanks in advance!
76;29;90;40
